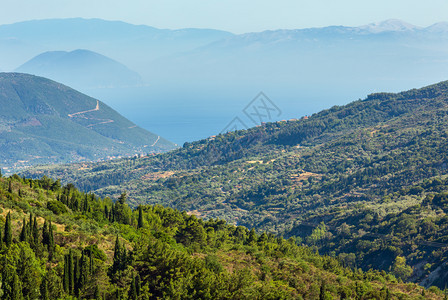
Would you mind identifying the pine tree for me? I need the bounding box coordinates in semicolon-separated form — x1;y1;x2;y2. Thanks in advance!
118;192;127;205
246;228;257;245
138;206;144;229
4;212;12;246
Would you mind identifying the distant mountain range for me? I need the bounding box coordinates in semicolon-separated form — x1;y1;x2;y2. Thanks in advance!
2;18;448;144
0;73;176;172
0;18;234;74
16;49;143;89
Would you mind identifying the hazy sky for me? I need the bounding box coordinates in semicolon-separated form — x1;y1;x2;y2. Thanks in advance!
1;0;447;33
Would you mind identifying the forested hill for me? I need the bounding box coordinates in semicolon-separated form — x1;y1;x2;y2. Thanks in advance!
23;80;448;288
0;73;176;172
0;174;438;299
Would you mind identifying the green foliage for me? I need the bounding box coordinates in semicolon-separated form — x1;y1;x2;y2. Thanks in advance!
25;80;448;289
46;200;68;215
3;212;12;247
392;256;413;281
0;174;438;299
0;73;176;174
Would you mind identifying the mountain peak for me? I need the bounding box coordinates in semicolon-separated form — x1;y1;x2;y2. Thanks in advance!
360;19;420;33
425;22;448;32
15;49;143;89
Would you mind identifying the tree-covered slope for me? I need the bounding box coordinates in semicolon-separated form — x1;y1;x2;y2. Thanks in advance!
0;73;176;172
0;173;442;299
23;80;448;288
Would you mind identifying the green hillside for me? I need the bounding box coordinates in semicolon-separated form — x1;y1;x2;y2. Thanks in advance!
26;80;448;288
0;73;176;172
0;173;442;299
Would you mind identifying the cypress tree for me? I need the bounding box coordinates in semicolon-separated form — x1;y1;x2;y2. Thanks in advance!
28;214;33;234
69;250;74;294
89;247;94;274
111;205;115;222
138;206;144;229
94;285;101;300
4;212;12;246
40;277;49;300
79;251;89;290
112;236;126;274
20;218;27;242
12;274;23;300
8;180;13;193
42;220;49;246
48;222;55;254
74;256;80;297
319;281;326;300
83;195;88;213
112;236;121;273
32;216;39;251
128;276;137;300
135;274;141;297
63;255;69;293
104;205;109;220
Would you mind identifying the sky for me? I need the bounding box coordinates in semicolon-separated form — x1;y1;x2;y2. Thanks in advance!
1;0;448;33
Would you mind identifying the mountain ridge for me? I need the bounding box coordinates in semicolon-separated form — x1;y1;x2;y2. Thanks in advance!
0;72;176;172
0;174;440;298
24;79;448;288
16;49;143;89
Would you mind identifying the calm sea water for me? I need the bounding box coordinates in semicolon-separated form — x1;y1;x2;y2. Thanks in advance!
83;84;394;145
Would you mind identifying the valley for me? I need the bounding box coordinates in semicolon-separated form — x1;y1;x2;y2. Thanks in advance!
24;80;448;288
2;6;448;298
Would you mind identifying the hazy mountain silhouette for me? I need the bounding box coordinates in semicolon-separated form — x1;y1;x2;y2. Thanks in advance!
16;49;143;89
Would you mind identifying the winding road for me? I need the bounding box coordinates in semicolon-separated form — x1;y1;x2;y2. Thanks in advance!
68;100;114;128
